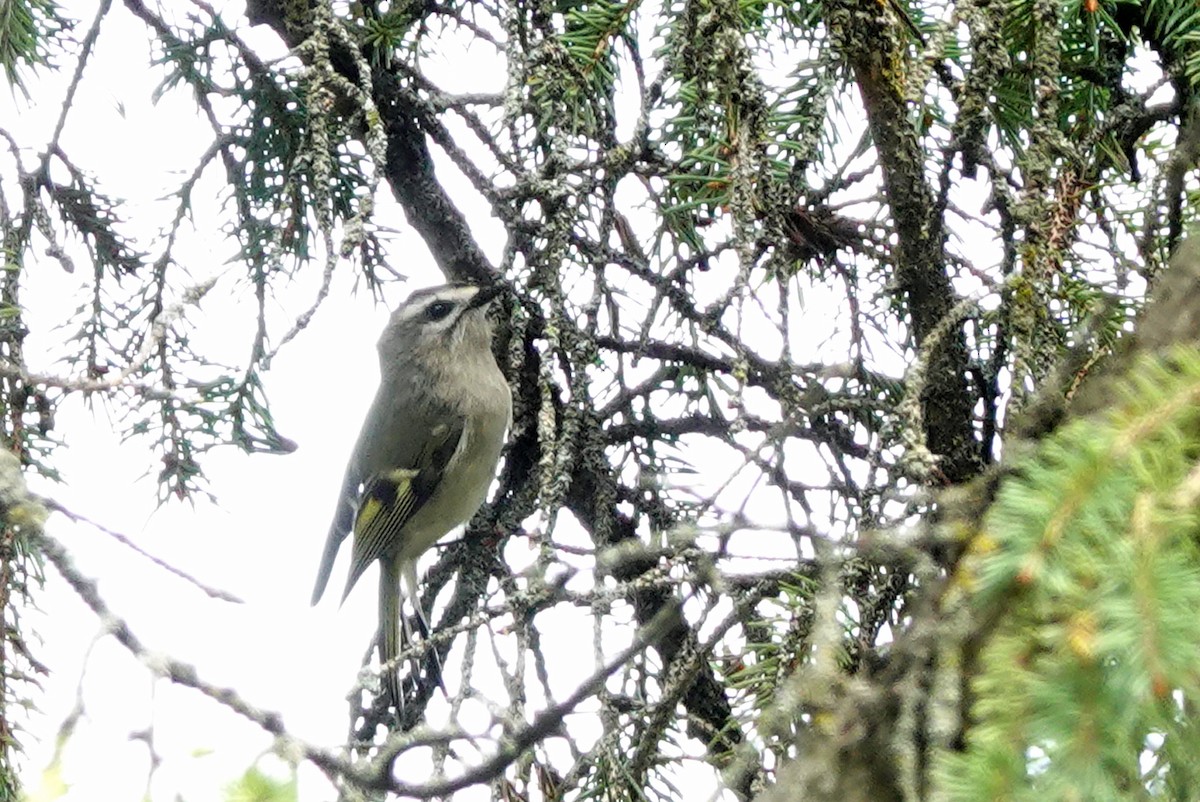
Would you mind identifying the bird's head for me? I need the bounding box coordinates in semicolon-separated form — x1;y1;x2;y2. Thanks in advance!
380;282;505;367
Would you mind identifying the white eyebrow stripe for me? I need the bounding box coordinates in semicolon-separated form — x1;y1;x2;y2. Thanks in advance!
395;286;480;323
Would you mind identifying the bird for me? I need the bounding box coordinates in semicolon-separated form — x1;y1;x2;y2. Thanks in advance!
311;282;512;708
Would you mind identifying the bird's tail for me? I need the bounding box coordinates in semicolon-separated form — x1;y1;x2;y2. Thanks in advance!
379;559;447;711
378;557;404;710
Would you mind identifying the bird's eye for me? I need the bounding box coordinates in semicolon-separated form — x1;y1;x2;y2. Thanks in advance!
425;301;454;321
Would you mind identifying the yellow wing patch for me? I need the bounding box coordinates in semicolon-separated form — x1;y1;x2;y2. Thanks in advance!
351;468;424;567
357;496;386;532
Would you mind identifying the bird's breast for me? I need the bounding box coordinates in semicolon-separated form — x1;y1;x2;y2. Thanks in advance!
393;356;511;559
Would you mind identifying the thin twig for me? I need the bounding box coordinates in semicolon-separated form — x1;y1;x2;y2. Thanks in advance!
44;500;243;603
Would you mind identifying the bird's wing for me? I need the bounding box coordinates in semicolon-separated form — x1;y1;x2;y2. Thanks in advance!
311;380;465;606
340;415;466;599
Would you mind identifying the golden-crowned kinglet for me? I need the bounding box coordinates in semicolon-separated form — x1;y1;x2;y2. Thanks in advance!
311;282;512;707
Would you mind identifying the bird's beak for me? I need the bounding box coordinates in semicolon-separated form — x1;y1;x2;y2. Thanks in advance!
468;283;505;310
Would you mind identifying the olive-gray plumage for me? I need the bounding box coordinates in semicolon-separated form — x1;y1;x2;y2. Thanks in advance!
311;283;512;707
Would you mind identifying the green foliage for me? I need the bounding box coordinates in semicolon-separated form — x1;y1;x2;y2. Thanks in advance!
152;12;383;273
995;0;1200;165
525;0;630;140
356;4;421;67
723;574;818;761
940;346;1200;799
0;0;64;95
43;179;143;276
222;764;297;802
1140;0;1200;90
35;5;381;499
